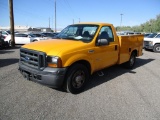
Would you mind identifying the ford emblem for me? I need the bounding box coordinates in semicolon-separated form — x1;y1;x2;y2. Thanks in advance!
25;56;30;61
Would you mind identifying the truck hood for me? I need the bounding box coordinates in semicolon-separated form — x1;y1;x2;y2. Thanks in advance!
22;39;87;56
144;38;160;41
144;38;153;41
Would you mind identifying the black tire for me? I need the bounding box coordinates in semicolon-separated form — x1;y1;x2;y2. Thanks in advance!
124;52;136;69
64;63;89;94
153;44;160;53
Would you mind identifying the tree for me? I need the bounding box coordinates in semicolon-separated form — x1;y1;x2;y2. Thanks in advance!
116;14;160;33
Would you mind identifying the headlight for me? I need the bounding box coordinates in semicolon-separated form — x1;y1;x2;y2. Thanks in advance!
47;56;62;68
149;41;153;45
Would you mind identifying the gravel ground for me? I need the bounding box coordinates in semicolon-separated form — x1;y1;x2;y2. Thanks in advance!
0;47;160;120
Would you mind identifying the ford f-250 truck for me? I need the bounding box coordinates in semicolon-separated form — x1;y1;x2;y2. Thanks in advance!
19;23;144;94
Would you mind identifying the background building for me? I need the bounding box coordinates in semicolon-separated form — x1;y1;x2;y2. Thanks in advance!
0;25;52;32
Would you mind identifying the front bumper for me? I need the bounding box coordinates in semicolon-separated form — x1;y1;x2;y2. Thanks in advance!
19;62;67;88
144;45;154;50
143;41;154;50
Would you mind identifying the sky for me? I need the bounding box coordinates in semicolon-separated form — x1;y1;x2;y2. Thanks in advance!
0;0;160;30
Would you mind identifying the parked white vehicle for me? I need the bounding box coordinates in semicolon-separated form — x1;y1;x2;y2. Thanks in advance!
4;33;39;46
32;33;50;40
27;33;46;41
143;33;160;52
0;30;10;37
4;33;47;46
0;30;19;38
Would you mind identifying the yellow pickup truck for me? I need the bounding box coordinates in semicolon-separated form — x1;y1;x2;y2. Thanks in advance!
19;23;143;94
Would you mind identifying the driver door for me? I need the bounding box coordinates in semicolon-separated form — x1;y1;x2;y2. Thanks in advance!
93;26;119;71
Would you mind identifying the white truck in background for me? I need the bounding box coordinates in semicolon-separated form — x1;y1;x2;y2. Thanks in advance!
4;33;45;46
143;33;160;52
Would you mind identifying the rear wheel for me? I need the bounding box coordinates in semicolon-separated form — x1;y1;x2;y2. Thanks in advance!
153;44;160;53
124;52;136;69
64;63;89;94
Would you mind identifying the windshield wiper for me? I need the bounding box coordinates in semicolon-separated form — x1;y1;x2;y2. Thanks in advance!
53;36;62;39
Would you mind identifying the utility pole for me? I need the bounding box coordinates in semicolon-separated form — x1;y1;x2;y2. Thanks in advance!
149;24;152;33
79;18;80;23
54;0;56;32
120;13;123;30
49;17;50;28
9;0;15;47
73;19;74;24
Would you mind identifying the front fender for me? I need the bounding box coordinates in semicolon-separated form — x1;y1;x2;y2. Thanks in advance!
63;53;94;73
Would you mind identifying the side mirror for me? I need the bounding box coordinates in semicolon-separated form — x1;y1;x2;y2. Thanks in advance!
96;39;109;46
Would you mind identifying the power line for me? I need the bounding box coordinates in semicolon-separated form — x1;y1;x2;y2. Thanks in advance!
63;0;79;20
49;0;80;24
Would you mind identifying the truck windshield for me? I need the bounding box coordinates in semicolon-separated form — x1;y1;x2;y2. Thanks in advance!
147;33;157;38
54;24;99;42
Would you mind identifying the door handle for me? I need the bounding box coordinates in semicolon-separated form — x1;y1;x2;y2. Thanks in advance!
115;45;118;50
88;50;94;53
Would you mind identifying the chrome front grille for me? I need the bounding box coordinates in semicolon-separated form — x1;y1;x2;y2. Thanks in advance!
20;48;46;70
143;41;149;46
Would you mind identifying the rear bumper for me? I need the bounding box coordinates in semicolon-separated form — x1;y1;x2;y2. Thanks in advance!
19;62;67;88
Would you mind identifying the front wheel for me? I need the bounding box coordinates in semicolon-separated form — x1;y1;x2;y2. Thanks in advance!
64;63;89;94
124;52;136;69
153;44;160;53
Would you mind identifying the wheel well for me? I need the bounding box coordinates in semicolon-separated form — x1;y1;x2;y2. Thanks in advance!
33;39;37;42
63;60;91;87
154;43;160;46
69;60;91;74
132;50;138;56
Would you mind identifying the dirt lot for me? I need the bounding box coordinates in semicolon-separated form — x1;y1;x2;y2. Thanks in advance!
0;47;160;120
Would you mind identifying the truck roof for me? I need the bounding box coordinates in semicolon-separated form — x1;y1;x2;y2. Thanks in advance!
72;22;113;26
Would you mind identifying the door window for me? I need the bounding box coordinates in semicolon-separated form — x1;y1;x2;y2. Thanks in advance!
98;26;114;42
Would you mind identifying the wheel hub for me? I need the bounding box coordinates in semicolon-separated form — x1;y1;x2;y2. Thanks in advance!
156;46;160;51
75;76;84;85
72;71;85;88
